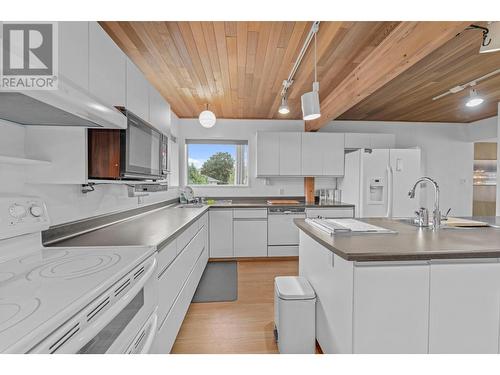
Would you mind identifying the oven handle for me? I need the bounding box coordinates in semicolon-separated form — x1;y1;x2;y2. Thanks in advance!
138;311;158;354
41;256;157;354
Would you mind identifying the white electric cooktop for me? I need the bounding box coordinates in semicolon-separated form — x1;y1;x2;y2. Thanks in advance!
0;245;154;353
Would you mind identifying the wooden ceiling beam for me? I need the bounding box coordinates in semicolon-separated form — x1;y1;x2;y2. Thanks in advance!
305;21;471;131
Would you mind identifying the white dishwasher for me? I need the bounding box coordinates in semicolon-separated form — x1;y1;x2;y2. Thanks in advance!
267;207;306;257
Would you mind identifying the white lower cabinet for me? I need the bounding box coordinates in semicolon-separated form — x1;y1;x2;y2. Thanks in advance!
209;209;233;258
428;260;500;354
233;219;268;257
299;232;354;354
353;262;430;354
151;215;208;353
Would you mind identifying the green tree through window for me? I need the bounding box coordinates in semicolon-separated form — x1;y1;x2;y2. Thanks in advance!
200;152;234;184
186;141;248;186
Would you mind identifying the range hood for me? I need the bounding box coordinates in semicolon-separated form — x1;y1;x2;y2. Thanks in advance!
0;83;126;129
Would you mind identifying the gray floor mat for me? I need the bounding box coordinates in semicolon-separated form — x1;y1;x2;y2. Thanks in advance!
192;261;238;303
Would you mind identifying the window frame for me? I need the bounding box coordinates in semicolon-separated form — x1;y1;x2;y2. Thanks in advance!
184;138;250;187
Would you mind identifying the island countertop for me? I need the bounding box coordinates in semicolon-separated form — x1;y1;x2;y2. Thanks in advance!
294;217;500;262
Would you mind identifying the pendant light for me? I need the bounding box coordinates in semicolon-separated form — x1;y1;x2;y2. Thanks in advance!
465;89;484;107
301;31;321;121
198;104;216;128
278;96;290;115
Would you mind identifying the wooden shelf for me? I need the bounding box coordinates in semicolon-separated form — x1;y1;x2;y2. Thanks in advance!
0;155;51;166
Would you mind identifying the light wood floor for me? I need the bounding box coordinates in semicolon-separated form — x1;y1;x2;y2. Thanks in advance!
171;259;299;354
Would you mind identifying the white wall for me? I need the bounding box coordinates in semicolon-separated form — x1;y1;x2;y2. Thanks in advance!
322;120;475;216
465;116;497;142
497;108;500;216
177;118;337;197
0;120;179;226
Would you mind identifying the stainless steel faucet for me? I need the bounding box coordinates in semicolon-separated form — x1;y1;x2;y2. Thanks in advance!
408;177;441;230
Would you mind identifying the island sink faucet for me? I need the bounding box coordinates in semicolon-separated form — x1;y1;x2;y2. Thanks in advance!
408;177;441;230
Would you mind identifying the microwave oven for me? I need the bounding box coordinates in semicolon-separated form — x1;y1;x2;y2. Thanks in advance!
88;110;168;181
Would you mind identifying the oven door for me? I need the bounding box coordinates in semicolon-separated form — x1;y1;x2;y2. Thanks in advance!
122;111;163;180
29;256;158;354
76;274;158;354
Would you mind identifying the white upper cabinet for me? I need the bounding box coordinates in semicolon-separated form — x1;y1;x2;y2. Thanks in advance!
58;22;89;91
301;133;345;176
344;133;371;149
257;132;345;177
370;134;396;148
126;60;149;121
345;133;396;149
149;86;171;135
301;132;323;176
89;22;126;108
279;132;301;176
321;133;345;176
256;132;280;176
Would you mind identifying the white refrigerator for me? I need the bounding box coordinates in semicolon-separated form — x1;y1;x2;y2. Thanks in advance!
339;149;421;218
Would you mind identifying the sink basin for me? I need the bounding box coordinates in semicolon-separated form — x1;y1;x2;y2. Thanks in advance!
395;218;496;229
177;203;204;208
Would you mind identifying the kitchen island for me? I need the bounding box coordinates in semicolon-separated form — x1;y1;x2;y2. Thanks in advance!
295;218;500;354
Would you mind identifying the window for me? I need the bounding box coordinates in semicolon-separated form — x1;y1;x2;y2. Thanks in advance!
186;139;248;186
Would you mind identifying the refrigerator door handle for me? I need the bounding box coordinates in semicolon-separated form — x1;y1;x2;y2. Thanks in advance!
386;165;393;218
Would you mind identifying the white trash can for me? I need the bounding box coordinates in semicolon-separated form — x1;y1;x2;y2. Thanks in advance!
274;276;316;354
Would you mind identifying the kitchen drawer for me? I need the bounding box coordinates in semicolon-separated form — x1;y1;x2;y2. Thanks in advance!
233;209;268;219
156;239;177;277
268;245;299;257
152;243;208;353
176;222;198;255
305;208;354;219
198;212;208;229
157;229;204;326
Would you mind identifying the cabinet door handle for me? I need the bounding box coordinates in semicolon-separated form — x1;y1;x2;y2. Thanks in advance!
331;253;335;268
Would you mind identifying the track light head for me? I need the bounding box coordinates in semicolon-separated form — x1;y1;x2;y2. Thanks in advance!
465;89;484;107
278;97;290;115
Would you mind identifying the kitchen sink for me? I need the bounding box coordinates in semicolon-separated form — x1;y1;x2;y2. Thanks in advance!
395;218;498;229
177;203;205;208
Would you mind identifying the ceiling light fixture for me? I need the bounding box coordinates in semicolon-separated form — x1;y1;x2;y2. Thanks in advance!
465;89;484;107
301;30;321;121
198;104;216;128
479;22;500;54
432;68;500;101
278;96;290;115
276;22;320;116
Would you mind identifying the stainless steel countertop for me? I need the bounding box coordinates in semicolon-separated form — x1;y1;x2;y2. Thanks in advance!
47;201;353;250
50;205;209;250
209;201;355;209
295;217;500;262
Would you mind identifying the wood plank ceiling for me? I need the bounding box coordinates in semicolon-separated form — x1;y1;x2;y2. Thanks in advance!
100;21;498;123
339;24;500;123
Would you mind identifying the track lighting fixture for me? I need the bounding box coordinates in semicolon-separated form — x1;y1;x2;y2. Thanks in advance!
479;22;500;54
301;30;321;121
276;22;320;116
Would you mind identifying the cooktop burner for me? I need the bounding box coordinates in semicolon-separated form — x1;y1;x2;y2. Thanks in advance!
19;249;71;265
26;253;122;281
0;272;15;283
0;297;41;333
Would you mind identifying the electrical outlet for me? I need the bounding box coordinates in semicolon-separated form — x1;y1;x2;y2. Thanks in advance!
279;188;285;195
